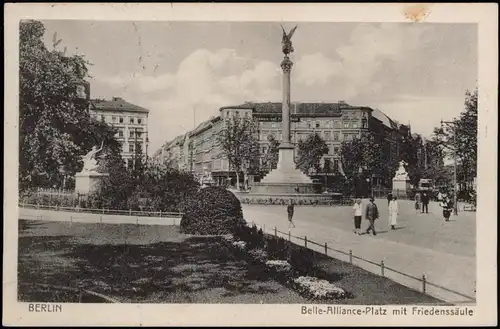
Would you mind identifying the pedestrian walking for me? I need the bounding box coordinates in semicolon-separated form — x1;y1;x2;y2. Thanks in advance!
287;199;296;228
387;192;393;206
352;199;363;235
365;197;379;236
414;191;421;214
388;196;399;230
440;197;452;222
421;192;430;214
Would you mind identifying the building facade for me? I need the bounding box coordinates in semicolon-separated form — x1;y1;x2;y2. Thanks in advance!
155;101;410;188
90;97;150;168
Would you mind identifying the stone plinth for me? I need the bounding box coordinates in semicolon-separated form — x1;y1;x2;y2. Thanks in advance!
253;145;319;195
75;172;109;195
392;179;410;197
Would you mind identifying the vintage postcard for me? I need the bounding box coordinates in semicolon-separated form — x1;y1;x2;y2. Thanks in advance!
3;3;498;327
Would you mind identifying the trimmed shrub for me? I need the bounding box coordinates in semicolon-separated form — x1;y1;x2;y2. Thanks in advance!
287;246;316;276
180;186;246;235
266;236;288;260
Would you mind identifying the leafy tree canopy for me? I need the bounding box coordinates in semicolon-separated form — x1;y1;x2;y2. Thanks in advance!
296;133;329;174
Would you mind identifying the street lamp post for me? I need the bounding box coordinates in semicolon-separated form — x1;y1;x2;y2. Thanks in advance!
441;120;458;216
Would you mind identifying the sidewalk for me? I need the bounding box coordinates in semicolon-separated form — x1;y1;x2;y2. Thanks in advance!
242;203;476;304
19;208;180;226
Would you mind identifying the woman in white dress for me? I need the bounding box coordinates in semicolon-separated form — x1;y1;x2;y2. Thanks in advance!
388;196;399;230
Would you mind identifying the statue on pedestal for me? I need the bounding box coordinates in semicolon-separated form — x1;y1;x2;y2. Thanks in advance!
281;24;298;55
80;141;104;173
394;160;409;180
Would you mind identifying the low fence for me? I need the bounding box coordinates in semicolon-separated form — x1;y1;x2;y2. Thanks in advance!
19;203;183;218
20;212;181;227
251;222;476;304
239;198;352;206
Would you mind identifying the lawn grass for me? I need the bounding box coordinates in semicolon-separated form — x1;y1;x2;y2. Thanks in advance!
18;219;445;304
18;220;308;303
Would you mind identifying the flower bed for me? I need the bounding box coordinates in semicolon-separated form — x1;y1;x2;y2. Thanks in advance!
247;248;268;264
224;228;347;301
232;240;247;250
292;276;346;300
265;260;292;272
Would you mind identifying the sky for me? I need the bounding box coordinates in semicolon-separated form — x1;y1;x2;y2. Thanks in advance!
40;20;478;154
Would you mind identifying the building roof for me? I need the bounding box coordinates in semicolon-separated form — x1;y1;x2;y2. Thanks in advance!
371;108;400;130
91;97;150;114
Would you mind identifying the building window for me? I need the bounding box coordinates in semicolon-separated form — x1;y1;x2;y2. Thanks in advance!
333;160;339;172
129;117;134;124
119;117;124;123
130;131;134;138
333;132;339;141
118;129;124;137
119;142;124;152
352;122;358;129
334;121;341;129
244;112;249;118
129;144;135;153
316;122;320;128
324;158;331;172
112;116;117;123
138;118;142;124
136;130;142;138
344;122;350;129
101;115;105;122
324;131;331;141
334;147;339;154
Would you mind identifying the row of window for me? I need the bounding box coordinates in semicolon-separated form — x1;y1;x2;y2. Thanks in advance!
119;143;145;153
94;113;145;125
117;129;144;138
258;131;360;142
323;158;340;172
223;110;251;119
260;119;364;130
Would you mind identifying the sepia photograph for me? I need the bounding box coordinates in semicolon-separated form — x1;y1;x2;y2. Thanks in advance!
3;3;498;327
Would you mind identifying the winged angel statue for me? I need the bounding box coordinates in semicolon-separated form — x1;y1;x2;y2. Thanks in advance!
80;141;104;173
281;24;298;56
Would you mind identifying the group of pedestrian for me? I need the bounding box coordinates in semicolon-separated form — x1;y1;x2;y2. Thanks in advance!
285;190;455;234
351;197;386;236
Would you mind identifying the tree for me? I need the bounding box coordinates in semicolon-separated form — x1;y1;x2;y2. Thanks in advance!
19;20;116;192
400;134;424;186
261;134;280;173
217;116;260;190
421;139;450;188
433;88;478;193
296;133;329;174
340;132;386;195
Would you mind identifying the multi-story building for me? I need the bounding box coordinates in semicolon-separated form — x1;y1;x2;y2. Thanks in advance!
90;97;149;168
155;101;410;188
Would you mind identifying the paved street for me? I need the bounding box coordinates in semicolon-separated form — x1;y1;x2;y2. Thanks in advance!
242;199;476;304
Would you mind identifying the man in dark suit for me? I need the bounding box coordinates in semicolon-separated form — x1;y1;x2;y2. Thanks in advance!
287;199;296;228
365;197;379;235
421;192;430;214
